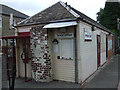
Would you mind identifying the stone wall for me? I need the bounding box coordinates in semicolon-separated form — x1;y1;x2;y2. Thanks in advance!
30;26;52;82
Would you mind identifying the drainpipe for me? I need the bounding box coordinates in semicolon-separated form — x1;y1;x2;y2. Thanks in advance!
74;25;78;83
24;38;27;82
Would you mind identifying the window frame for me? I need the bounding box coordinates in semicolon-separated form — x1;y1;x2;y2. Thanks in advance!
59;38;74;60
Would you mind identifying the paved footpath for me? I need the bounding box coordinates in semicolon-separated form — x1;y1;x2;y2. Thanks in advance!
0;54;2;90
1;55;119;89
83;55;119;89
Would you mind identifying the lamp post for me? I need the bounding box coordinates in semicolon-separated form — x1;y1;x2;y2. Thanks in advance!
117;18;120;54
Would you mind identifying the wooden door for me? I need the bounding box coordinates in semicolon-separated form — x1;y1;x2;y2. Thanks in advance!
97;35;101;68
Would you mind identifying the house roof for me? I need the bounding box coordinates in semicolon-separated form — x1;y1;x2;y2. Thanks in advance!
0;4;28;19
17;2;76;26
17;1;112;34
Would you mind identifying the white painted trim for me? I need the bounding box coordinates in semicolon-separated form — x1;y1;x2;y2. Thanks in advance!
59;1;80;18
18;27;31;33
43;21;77;29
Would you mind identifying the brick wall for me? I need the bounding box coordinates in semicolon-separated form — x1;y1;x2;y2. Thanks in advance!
30;26;52;82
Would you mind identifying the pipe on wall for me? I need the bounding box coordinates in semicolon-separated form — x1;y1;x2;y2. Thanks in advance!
74;25;78;83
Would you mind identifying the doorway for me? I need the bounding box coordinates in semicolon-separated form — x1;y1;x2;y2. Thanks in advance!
97;35;101;68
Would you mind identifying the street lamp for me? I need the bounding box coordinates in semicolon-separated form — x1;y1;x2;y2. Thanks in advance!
117;18;120;54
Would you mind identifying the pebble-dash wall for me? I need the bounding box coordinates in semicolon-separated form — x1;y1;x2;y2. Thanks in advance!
30;26;52;82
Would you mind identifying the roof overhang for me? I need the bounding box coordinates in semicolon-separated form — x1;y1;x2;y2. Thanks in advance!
43;21;77;29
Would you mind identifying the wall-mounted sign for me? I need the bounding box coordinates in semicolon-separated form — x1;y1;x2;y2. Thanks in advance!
108;40;112;50
55;33;74;38
84;28;92;41
54;44;58;53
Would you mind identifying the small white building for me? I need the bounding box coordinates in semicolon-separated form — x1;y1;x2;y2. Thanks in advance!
2;1;114;84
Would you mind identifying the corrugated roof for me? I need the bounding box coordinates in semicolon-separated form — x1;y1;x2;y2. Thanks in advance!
0;4;28;19
17;1;112;34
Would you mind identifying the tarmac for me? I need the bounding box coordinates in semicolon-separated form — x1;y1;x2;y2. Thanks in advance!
83;55;119;89
0;54;2;90
1;54;119;89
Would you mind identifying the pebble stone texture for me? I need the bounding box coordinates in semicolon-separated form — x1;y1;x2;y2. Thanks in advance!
30;26;52;82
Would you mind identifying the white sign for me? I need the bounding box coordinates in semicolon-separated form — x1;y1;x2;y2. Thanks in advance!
19;27;31;33
54;44;58;53
55;33;74;38
84;28;92;40
108;40;112;50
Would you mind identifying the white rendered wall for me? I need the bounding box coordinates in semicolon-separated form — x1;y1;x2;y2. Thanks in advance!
78;21;97;82
100;32;107;65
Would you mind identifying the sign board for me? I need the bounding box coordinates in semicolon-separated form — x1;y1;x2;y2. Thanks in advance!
55;33;74;38
108;40;112;50
84;28;92;41
54;44;58;53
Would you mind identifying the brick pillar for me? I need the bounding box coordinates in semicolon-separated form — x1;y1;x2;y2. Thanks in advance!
30;26;52;82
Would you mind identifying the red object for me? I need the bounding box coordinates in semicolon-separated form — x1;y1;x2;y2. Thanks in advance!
97;35;101;68
6;39;9;80
24;38;27;82
1;35;30;39
24;38;31;82
1;34;31;82
18;32;30;36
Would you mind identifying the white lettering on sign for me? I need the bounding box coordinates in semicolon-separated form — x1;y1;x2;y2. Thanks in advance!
84;28;92;40
55;33;74;38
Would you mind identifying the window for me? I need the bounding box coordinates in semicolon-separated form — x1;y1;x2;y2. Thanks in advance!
13;19;16;26
60;39;73;60
0;39;2;46
10;39;16;46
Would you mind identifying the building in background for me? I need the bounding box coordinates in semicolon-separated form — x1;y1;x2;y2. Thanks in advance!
0;4;28;53
1;1;114;84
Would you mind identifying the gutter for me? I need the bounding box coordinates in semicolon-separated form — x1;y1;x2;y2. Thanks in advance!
1;13;28;19
15;18;78;27
74;25;78;83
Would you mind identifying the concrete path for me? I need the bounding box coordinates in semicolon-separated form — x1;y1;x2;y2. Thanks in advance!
1;55;119;89
14;78;81;88
0;54;2;90
83;55;119;89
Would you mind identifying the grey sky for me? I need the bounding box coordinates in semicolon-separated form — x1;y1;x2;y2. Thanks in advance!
0;0;107;20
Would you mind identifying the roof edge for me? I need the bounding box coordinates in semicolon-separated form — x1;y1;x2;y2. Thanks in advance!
59;1;80;18
16;18;78;27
